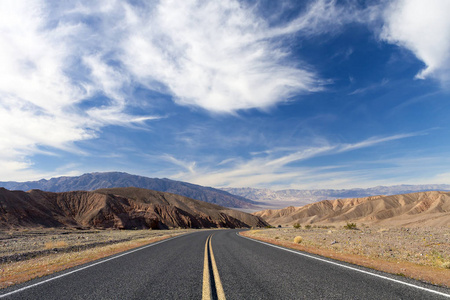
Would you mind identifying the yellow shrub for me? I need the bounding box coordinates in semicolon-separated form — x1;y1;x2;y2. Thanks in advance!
44;241;68;250
294;236;303;244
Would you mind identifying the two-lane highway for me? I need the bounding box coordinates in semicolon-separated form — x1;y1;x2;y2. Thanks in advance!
1;230;449;299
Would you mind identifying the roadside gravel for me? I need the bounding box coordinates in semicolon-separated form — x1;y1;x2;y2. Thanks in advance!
242;225;450;287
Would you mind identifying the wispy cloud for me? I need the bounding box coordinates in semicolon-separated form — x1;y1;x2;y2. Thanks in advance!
1;0;351;179
0;0;158;178
168;132;420;188
348;79;389;95
160;154;197;175
337;132;425;152
120;1;328;113
1;0;447;183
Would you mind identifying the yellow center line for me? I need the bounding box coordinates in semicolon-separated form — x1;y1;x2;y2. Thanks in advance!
202;234;226;300
208;234;226;300
202;234;212;300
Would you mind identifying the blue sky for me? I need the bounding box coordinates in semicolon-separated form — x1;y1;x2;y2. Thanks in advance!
0;0;449;189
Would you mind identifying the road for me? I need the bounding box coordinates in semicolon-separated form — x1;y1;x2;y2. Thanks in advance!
1;230;449;299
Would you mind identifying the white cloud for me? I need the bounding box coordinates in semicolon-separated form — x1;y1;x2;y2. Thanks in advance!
120;0;325;113
2;0;445;182
381;0;450;82
168;133;419;188
160;154;197;175
337;132;424;152
0;0;157;179
1;0;363;179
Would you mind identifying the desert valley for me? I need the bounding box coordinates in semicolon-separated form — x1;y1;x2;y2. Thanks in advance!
0;173;449;290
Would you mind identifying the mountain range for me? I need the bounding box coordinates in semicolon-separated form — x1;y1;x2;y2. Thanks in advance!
253;191;450;227
0;172;259;209
2;172;449;210
223;185;450;207
0;187;268;230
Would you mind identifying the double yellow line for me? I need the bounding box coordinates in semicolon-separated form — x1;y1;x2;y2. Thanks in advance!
202;234;226;300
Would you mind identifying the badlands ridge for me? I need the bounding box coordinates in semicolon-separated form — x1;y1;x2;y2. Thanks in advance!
0;187;267;230
253;191;450;227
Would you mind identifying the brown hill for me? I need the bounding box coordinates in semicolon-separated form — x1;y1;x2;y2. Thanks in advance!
253;191;450;227
0;187;268;230
0;172;260;208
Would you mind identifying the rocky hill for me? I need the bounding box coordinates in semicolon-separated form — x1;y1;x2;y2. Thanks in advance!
0;187;268;230
0;172;259;208
253;191;450;227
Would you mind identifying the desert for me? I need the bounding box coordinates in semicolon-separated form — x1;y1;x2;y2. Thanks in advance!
0;228;191;289
1;187;449;291
253;191;450;228
0;186;267;289
241;225;450;287
244;191;450;288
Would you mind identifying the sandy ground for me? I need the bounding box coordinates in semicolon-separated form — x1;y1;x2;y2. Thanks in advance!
241;225;450;288
0;228;192;263
0;228;193;289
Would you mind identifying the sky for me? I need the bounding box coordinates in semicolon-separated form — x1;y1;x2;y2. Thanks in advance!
0;0;449;190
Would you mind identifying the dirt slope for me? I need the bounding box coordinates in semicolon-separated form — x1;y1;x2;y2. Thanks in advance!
253;191;450;227
0;187;268;230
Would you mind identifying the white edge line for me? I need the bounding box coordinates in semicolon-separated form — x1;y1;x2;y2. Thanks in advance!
0;234;187;298
238;233;450;298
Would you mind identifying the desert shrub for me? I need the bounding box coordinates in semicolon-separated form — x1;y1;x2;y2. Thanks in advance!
304;225;312;229
344;222;357;230
44;241;68;250
265;225;275;229
294;236;303;244
442;261;450;269
293;223;301;229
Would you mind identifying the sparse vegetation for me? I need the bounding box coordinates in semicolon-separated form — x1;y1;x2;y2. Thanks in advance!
241;225;450;288
344;222;357;230
304;225;311;229
293;223;301;229
44;241;68;250
317;225;335;229
0;229;191;289
294;236;303;244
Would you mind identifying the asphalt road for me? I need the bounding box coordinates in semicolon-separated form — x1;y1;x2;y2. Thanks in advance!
1;229;449;299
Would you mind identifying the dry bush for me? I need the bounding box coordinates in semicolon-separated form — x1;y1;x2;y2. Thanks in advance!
249;230;261;235
344;222;357;230
294;236;303;244
44;241;68;250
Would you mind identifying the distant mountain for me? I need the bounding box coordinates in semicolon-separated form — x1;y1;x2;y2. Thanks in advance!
253;191;450;227
0;172;259;208
223;184;450;207
0;187;268;230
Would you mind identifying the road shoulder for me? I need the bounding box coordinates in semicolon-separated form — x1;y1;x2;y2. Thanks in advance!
240;230;450;289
